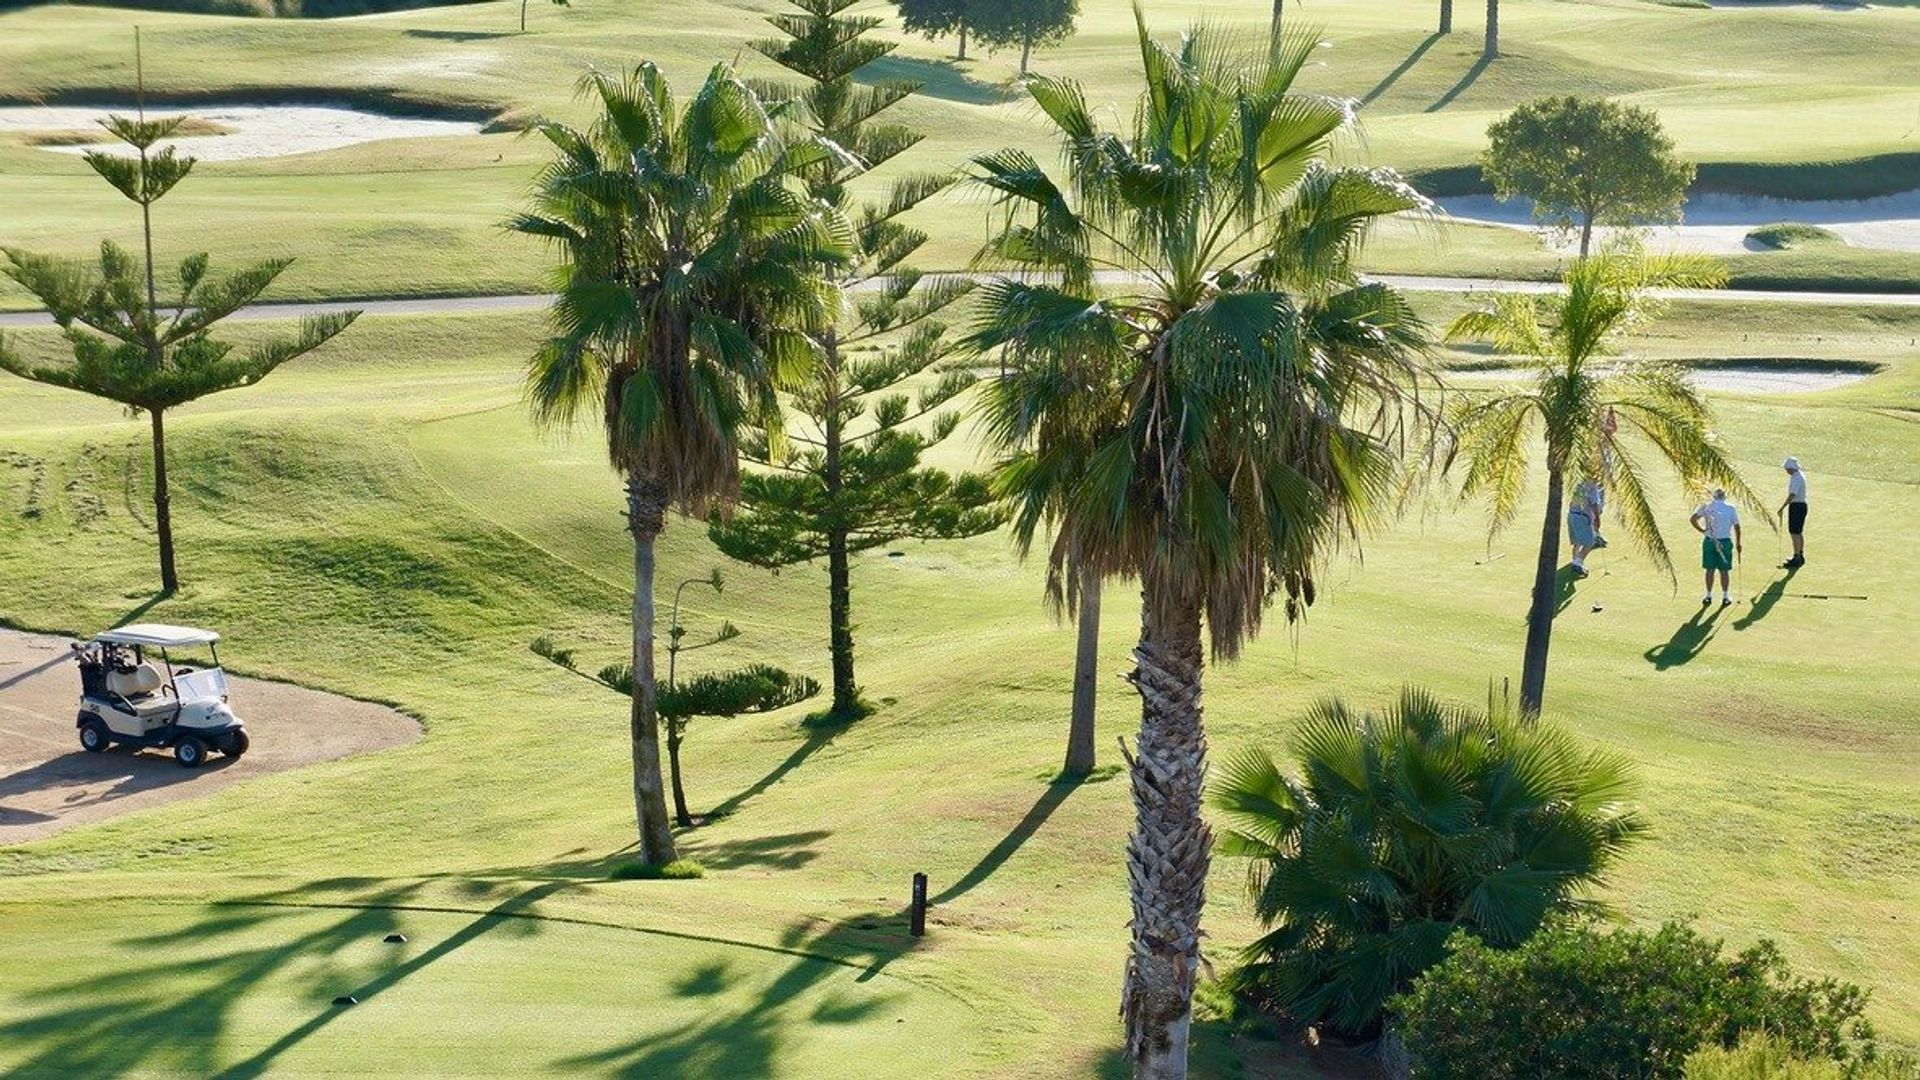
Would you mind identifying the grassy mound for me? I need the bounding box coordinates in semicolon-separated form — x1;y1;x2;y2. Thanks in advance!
1748;221;1843;249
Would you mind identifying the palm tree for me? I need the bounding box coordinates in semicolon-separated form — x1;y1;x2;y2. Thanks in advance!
969;13;1432;1075
1208;686;1646;1037
1445;251;1759;716
511;62;848;865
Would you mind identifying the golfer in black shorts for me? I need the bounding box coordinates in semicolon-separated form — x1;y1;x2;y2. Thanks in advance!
1778;457;1808;569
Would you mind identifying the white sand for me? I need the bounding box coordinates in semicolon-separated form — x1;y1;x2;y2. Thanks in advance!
1456;364;1872;394
1434;190;1920;254
0;103;484;162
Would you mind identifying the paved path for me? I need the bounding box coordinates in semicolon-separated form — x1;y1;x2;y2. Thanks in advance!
3;275;1916;327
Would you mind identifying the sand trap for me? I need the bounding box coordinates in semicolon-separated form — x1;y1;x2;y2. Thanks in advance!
1435;190;1920;254
0;103;484;162
0;628;418;844
1455;362;1872;394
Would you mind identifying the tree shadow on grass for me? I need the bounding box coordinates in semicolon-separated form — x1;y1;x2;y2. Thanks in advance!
858;55;1020;105
1644;605;1725;670
1361;32;1444;106
702;723;842;824
685;829;832;871
1426;53;1493;112
932;777;1078;905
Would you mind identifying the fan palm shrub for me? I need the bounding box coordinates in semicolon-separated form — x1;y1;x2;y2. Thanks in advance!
512;62;848;865
1208;686;1646;1038
968;12;1433;1075
1445;251;1760;716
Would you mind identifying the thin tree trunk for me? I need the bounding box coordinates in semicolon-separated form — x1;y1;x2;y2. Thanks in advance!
1019;28;1033;75
1121;573;1209;1080
151;408;177;593
667;723;692;828
1518;466;1564;717
1064;564;1101;777
1483;0;1498;58
822;330;859;720
1439;0;1453;33
1578;213;1594;258
520;0;528;31
957;20;967;60
628;478;679;864
1271;0;1283;39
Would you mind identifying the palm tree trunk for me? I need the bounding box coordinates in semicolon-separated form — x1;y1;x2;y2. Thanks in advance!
1121;575;1209;1080
1271;0;1283;39
1019;29;1033;76
1518;467;1564;717
628;478;679;864
823;329;859;720
1439;0;1453;33
957;19;967;60
151;408;177;593
1064;563;1101;776
667;722;692;828
1483;0;1499;58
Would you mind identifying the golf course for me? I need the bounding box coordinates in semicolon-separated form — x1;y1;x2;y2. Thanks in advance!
0;0;1916;1075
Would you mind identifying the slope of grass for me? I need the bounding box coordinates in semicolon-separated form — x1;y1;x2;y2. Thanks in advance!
0;298;1916;1075
0;0;1915;307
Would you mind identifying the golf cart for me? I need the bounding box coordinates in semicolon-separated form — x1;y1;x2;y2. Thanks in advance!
71;624;247;767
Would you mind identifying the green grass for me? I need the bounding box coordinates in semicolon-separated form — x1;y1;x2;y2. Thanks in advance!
1;296;1916;1075
1;0;1916;307
1748;222;1843;249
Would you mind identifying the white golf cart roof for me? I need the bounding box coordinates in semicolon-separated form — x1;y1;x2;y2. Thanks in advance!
94;624;221;647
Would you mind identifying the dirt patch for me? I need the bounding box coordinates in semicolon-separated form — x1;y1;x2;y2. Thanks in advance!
0;628;418;844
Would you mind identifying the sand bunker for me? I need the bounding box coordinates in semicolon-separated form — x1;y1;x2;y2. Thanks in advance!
0;628;418;844
0;103;484;162
1435;190;1920;254
1455;362;1872;394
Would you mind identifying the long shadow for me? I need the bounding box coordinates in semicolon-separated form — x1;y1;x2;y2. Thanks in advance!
0;646;73;691
1360;32;1443;106
112;589;173;629
1426;53;1493;112
686;829;832;871
703;724;840;823
1554;564;1580;615
931;779;1077;905
1644;605;1725;670
0;748;238;818
1733;566;1796;631
858;55;1020;106
403;28;516;40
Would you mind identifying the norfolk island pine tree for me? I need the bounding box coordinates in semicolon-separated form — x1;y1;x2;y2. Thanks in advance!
709;0;1002;725
512;62;849;865
968;12;1434;1074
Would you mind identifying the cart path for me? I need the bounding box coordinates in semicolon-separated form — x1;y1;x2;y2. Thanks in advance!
2;274;1917;327
0;628;419;845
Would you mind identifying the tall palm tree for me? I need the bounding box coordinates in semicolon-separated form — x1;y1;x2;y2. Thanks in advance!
1208;686;1645;1037
512;62;848;865
1446;252;1759;716
970;13;1432;1075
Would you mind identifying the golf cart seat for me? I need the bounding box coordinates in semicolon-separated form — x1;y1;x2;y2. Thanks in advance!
106;663;165;699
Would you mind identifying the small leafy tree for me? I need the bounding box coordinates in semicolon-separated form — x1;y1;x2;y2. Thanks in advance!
1209;686;1645;1038
969;0;1079;76
894;0;973;59
711;0;1001;724
1;108;357;593
1483;96;1696;257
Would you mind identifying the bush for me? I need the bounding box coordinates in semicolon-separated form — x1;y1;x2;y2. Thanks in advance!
1208;687;1645;1037
1746;223;1841;250
608;859;705;881
1395;922;1879;1080
1686;1035;1919;1080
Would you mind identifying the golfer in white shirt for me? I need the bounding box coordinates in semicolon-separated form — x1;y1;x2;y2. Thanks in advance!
1690;489;1742;606
1777;457;1808;568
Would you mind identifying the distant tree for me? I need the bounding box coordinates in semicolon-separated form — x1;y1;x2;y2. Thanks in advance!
1210;686;1646;1038
521;0;567;33
1444;252;1759;716
969;0;1078;76
895;0;973;59
1483;96;1697;257
0;108;356;593
512;62;848;866
712;0;1001;724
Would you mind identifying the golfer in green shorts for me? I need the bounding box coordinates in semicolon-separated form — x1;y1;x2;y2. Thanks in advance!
1689;488;1742;606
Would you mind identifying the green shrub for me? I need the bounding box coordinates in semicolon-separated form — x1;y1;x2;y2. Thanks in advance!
1394;922;1878;1080
1686;1034;1919;1079
608;859;705;881
1208;688;1645;1037
1747;223;1841;250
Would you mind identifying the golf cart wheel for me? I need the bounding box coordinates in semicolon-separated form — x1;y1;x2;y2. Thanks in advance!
174;736;207;769
222;731;250;758
79;719;109;753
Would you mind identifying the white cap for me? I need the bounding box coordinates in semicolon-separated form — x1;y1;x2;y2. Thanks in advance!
1783;457;1799;470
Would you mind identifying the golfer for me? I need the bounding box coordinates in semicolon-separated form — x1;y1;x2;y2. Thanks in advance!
1568;477;1606;578
1778;457;1808;568
1690;488;1742;606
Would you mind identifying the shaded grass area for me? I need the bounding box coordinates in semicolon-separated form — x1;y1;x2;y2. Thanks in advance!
0;300;1916;1074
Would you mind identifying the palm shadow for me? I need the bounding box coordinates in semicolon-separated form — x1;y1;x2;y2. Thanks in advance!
1733;566;1796;630
932;778;1077;905
702;723;841;824
685;829;832;871
1361;32;1443;106
1426;53;1493;112
1644;605;1725;670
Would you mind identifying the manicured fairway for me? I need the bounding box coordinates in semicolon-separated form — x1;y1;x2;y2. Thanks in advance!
1;295;1915;1075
